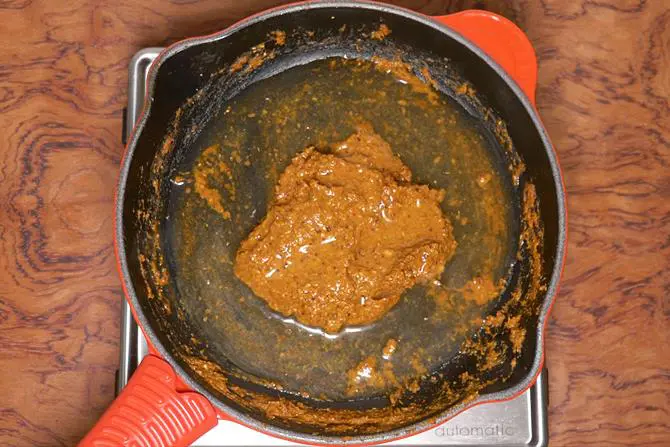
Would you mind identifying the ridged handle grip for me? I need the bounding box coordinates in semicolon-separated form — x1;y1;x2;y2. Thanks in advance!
434;10;538;105
79;355;217;447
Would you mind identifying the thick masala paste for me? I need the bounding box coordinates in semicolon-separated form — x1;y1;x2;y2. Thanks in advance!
234;123;456;333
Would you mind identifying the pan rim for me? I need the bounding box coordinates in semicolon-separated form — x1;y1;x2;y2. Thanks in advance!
115;1;567;444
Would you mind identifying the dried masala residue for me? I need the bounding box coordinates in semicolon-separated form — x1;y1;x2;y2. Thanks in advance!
346;355;399;396
229;41;276;74
346;356;385;394
458;182;545;374
382;338;398;360
182;353;482;435
370;57;439;105
270;30;286;46
506;315;526;353
193;144;234;220
460;276;506;305
371;23;391;40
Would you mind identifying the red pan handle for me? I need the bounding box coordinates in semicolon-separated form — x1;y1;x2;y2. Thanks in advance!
78;355;217;447
433;10;538;105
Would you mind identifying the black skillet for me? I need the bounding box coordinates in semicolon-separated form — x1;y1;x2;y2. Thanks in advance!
80;2;566;446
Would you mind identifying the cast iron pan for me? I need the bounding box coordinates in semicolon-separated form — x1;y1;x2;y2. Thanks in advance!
80;2;566;446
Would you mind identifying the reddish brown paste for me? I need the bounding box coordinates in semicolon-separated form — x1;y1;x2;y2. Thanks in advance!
234;123;456;332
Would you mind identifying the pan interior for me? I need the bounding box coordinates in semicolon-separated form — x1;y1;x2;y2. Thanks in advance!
164;56;517;402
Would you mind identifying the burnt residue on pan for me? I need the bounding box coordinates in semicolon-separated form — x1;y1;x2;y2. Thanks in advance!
132;20;546;436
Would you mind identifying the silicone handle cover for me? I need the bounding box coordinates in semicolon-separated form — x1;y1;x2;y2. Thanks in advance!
78;355;217;447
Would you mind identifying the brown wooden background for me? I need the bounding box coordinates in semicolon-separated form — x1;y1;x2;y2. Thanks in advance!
1;0;669;445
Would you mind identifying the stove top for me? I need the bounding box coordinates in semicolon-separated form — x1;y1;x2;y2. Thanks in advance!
117;48;548;447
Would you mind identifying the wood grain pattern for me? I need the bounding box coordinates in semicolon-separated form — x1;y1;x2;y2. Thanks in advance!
0;0;668;445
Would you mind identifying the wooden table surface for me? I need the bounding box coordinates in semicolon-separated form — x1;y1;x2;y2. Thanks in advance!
1;0;669;445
